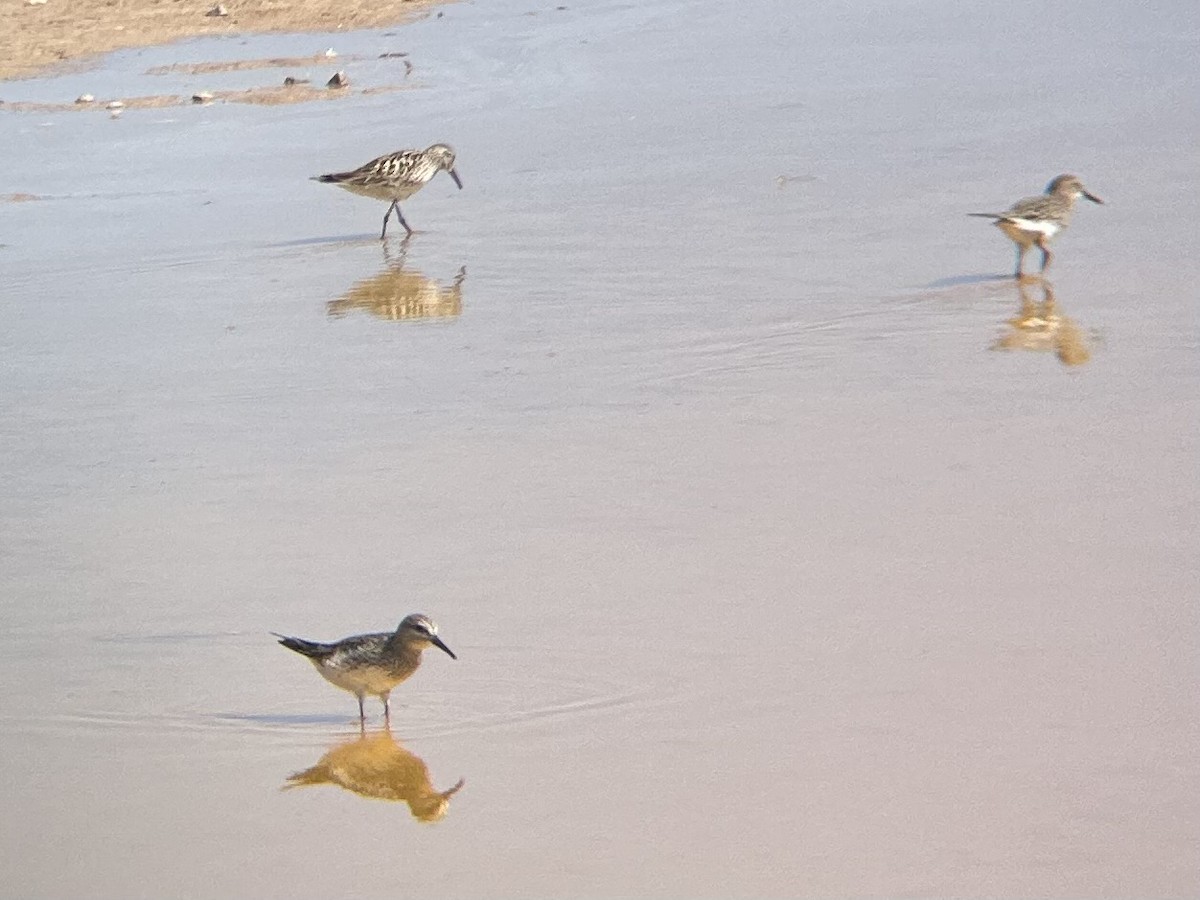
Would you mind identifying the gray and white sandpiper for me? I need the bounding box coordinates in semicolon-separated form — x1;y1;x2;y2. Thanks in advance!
969;174;1103;277
274;613;456;722
312;143;463;239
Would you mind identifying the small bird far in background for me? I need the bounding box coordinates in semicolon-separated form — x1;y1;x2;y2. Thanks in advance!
273;613;456;722
312;143;463;240
969;174;1103;278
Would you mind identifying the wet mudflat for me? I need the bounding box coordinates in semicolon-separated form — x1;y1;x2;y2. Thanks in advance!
1;0;1198;896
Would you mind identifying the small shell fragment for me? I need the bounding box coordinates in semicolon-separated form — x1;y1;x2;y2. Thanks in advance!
326;71;349;88
105;100;125;110
75;93;95;103
192;91;214;103
205;4;228;16
323;48;338;58
283;76;310;86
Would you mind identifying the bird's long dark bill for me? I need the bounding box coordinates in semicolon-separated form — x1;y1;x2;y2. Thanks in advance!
449;168;463;190
432;635;457;659
1084;191;1104;204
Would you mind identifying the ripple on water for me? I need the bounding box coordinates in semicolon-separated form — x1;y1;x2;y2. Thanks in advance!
1;639;678;747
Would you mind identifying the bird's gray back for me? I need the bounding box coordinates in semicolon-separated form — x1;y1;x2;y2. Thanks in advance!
1003;193;1072;223
322;632;394;669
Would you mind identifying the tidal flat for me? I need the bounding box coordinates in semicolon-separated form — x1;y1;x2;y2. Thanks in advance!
1;0;1198;896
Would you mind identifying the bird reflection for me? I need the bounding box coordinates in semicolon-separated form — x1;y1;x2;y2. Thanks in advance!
991;277;1092;367
284;726;465;822
327;240;465;322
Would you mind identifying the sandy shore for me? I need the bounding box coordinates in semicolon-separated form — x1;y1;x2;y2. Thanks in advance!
1;0;443;81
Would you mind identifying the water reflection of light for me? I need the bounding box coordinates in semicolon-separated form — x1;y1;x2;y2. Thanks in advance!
284;726;465;822
327;243;465;322
991;277;1091;367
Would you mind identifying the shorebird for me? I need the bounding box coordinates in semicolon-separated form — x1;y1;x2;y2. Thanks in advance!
274;613;456;721
312;143;463;239
969;174;1103;277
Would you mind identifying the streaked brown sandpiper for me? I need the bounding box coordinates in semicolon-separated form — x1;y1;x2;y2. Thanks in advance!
274;613;456;722
312;143;463;239
969;174;1103;277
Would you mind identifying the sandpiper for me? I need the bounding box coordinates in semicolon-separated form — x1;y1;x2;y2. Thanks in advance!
312;143;463;239
969;174;1103;277
274;613;456;721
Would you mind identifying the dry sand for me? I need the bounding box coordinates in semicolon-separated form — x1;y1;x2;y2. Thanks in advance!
1;0;443;81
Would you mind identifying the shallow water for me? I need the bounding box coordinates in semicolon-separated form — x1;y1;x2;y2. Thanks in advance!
2;0;1198;896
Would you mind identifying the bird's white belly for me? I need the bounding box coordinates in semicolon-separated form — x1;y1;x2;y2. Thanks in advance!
312;660;401;695
1007;217;1060;237
336;181;421;203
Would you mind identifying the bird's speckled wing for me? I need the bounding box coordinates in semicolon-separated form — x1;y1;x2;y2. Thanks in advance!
1000;194;1062;222
333;150;426;187
322;632;393;670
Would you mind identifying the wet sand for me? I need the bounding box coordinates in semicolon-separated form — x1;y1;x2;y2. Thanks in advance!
0;0;444;80
2;0;1198;897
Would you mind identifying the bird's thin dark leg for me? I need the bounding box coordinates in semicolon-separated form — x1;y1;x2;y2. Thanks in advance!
1037;237;1053;273
394;205;414;236
380;201;397;240
1014;244;1026;279
357;693;366;722
383;694;391;723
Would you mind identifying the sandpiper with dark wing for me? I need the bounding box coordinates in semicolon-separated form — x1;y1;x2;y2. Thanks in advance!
312;143;463;239
969;174;1103;277
274;613;456;722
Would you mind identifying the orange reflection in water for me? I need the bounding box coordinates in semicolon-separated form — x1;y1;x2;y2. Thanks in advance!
991;277;1092;367
284;726;465;822
327;244;465;322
